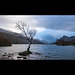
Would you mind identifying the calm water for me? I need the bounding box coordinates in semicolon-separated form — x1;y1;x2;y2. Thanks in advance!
0;44;75;60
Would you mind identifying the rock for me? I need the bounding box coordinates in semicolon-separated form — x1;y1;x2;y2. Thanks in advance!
23;57;27;59
8;55;11;57
11;54;14;55
44;55;51;58
17;56;23;58
7;53;12;57
18;51;32;56
34;52;42;55
2;53;7;56
8;53;11;55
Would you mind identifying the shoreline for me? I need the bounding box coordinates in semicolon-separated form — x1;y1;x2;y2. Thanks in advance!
0;52;47;60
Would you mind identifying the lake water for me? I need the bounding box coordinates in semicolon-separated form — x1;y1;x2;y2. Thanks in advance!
0;44;75;60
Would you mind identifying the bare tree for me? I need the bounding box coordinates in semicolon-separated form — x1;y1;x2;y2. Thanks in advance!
16;21;37;52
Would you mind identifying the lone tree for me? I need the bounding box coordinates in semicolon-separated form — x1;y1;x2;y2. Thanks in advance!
16;21;37;54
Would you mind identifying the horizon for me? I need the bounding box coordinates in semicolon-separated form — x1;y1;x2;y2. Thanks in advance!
0;15;75;43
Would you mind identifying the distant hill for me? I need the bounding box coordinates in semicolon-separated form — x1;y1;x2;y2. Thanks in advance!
36;34;56;43
0;34;12;46
0;28;44;45
59;35;75;41
53;35;75;45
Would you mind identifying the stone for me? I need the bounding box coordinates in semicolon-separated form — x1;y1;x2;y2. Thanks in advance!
8;55;11;57
18;51;32;56
34;52;42;55
23;57;26;59
17;56;23;58
2;53;7;56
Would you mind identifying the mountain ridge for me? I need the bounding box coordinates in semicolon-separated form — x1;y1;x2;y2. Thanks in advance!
0;28;44;44
53;35;75;45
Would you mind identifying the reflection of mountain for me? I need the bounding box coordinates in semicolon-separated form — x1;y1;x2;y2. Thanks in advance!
53;35;75;45
0;28;44;44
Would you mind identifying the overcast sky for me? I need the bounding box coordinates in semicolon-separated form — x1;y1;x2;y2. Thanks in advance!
0;15;75;42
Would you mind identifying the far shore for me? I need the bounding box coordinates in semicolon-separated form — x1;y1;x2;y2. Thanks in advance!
0;43;52;47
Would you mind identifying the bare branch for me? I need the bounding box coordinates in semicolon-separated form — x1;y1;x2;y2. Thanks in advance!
16;21;37;44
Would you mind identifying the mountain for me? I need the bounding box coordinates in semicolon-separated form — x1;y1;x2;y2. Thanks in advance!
41;35;56;43
59;35;75;41
0;28;44;44
0;28;16;35
0;34;12;46
40;40;49;44
53;35;75;45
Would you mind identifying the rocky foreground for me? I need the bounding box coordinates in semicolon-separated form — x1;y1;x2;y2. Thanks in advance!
0;52;51;60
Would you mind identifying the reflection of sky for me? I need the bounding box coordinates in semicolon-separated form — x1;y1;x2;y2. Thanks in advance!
0;15;75;43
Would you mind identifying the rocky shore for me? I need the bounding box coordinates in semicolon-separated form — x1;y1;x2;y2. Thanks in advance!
0;52;49;60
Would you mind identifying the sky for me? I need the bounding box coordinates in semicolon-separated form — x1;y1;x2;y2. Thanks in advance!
0;15;75;43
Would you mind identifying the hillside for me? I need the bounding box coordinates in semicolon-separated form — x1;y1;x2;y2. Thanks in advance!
0;34;12;46
0;28;44;45
53;35;75;45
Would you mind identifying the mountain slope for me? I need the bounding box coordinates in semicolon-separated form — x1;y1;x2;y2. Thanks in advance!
53;35;75;45
0;28;44;44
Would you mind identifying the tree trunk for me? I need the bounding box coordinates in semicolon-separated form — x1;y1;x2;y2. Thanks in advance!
27;43;31;52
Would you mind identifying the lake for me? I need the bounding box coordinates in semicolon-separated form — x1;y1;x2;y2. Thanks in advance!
0;44;75;60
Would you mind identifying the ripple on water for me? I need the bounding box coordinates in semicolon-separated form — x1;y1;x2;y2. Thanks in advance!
0;44;75;60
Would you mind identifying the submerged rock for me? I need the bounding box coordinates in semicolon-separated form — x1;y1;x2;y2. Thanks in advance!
34;52;42;56
8;55;11;57
0;51;46;60
11;54;14;55
44;55;51;58
17;56;23;58
2;53;7;56
23;57;27;59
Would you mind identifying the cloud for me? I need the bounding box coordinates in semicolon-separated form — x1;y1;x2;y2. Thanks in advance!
0;15;75;43
0;15;39;32
0;15;75;32
0;15;75;33
33;15;75;32
34;28;75;41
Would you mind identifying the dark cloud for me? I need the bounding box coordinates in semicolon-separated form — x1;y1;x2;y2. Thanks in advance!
34;15;75;32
